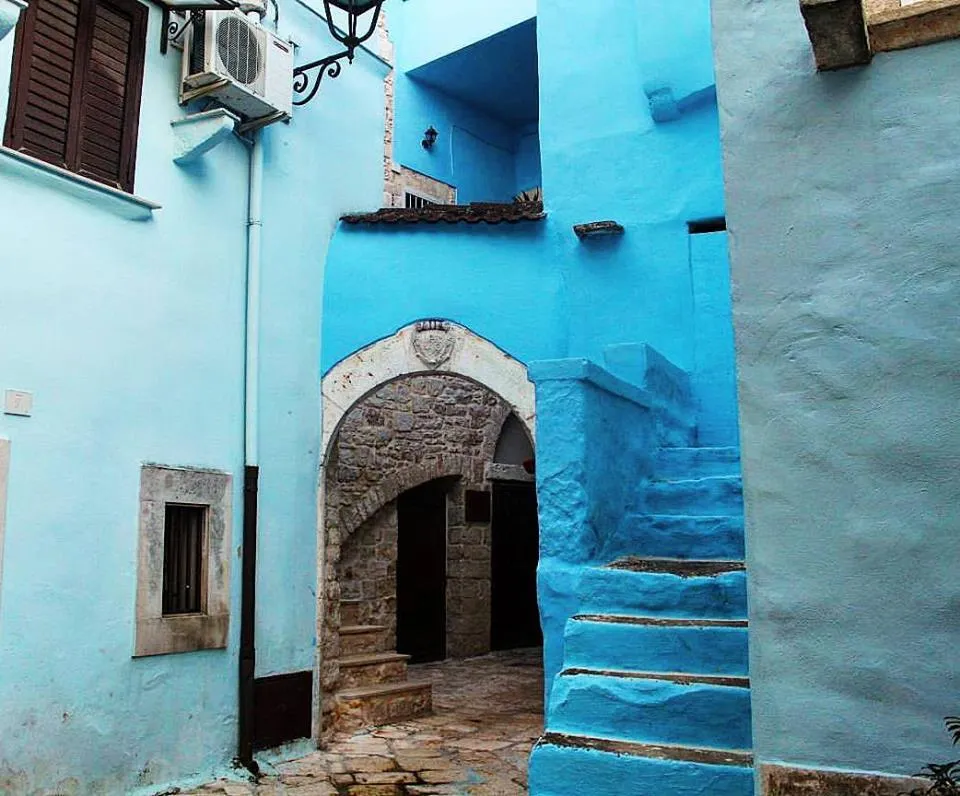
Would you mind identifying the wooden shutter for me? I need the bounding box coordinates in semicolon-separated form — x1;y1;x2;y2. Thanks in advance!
3;0;147;192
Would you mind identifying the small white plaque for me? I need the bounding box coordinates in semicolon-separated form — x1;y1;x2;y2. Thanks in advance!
4;389;33;417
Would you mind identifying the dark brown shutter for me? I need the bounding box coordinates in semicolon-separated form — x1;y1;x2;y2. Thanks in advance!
3;0;147;192
4;0;82;167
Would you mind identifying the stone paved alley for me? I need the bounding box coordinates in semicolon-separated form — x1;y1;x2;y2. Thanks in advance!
188;649;544;796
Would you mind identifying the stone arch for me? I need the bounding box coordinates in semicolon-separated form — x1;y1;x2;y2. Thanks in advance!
337;454;483;544
321;321;535;467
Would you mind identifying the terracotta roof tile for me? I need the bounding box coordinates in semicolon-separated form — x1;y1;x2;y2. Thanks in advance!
341;201;545;226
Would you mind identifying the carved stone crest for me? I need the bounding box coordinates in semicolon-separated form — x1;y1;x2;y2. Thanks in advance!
413;320;456;368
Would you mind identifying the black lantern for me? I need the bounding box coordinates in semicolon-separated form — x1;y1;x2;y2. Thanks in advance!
293;0;386;106
323;0;384;56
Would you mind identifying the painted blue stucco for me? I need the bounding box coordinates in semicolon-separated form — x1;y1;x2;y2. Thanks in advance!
0;0;386;791
528;355;751;794
389;0;535;72
530;743;754;796
326;0;728;378
714;0;960;780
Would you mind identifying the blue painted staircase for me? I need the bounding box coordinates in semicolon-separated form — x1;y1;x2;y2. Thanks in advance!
530;446;753;796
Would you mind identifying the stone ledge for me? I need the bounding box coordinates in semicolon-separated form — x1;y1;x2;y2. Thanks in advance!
800;0;960;69
867;0;960;51
762;763;930;795
0;147;160;220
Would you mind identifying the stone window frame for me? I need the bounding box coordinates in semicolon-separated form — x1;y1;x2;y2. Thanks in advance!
134;464;232;658
801;0;960;71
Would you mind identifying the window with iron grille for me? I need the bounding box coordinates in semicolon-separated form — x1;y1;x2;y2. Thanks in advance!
162;504;207;616
405;192;437;210
3;0;148;193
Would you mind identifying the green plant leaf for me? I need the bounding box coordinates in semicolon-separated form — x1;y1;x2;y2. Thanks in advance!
946;717;960;746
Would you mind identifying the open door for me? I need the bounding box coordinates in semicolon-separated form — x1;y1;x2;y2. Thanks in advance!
491;481;542;650
396;480;448;663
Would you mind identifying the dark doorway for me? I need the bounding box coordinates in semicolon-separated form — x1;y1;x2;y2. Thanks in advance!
397;479;448;663
491;481;542;650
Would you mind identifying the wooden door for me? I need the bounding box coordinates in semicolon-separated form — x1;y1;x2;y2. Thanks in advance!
397;480;448;663
491;481;542;650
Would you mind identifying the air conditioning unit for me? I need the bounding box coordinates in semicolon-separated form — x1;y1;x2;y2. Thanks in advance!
182;10;293;122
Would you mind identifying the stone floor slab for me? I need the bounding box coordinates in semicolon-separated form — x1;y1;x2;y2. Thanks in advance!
193;648;543;796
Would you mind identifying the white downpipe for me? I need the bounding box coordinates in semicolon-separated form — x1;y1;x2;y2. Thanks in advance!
245;129;263;467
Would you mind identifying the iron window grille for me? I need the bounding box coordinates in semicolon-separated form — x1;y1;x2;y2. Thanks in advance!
162;504;207;616
405;192;438;210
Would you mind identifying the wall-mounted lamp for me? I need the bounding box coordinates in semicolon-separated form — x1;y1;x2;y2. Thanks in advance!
293;0;387;106
421;127;439;150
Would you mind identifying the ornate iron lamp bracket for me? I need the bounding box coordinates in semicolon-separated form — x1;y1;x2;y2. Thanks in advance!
292;49;352;106
292;0;384;106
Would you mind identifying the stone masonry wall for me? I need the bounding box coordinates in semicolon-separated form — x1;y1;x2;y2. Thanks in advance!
341;502;399;648
321;374;513;732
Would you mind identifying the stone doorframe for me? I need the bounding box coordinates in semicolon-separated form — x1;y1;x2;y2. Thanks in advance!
313;321;536;740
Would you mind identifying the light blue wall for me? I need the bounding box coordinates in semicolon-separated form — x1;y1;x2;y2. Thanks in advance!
0;0;385;791
714;0;960;778
257;2;388;678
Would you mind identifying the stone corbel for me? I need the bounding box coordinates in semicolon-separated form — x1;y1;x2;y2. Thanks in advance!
0;0;27;42
171;108;240;165
799;0;872;70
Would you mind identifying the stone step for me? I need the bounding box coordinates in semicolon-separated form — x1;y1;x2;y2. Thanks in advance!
547;669;752;751
335;680;432;732
340;624;389;656
646;476;743;516
339;652;410;689
581;560;747;620
530;733;753;796
564;615;749;677
655;447;741;480
340;599;363;627
602;514;745;561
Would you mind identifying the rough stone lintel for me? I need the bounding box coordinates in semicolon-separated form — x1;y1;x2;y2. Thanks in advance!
867;0;960;52
762;763;930;795
799;0;872;70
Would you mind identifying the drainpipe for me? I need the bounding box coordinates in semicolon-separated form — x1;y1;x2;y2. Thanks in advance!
238;125;263;775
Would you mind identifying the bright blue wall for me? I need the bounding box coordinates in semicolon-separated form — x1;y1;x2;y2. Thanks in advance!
394;75;521;203
515;127;542;193
327;0;723;378
322;222;563;373
392;18;540;204
0;0;385;791
390;0;535;71
714;0;960;778
537;0;724;372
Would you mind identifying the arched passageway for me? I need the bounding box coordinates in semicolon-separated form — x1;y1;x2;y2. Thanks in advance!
317;322;539;739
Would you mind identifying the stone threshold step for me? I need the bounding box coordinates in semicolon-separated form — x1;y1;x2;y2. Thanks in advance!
340;624;388;635
337;680;432;701
574;614;748;628
606;558;745;576
560;668;750;689
340;652;411;668
539;731;753;768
